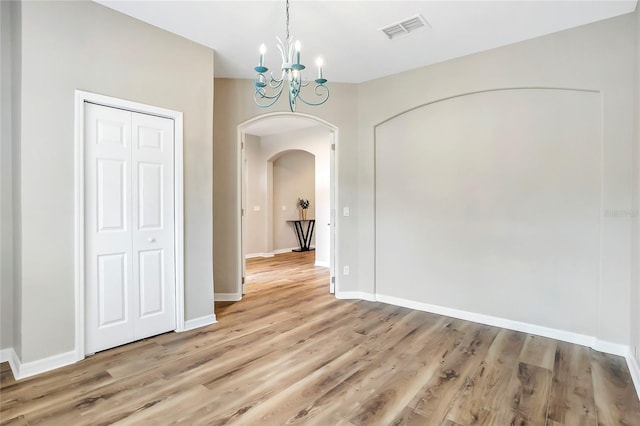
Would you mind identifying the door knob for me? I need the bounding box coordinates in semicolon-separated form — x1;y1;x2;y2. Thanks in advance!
148;237;156;243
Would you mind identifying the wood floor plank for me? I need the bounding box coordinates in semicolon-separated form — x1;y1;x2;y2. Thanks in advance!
0;414;28;426
1;251;638;425
347;319;471;425
444;328;526;425
493;361;553;425
110;384;213;425
590;349;640;426
546;341;597;425
175;331;369;423
519;334;557;370
388;407;433;426
20;370;166;425
217;345;380;426
0;363;117;421
284;316;452;425
409;324;500;420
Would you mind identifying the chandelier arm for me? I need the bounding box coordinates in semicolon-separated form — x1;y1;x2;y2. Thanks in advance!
255;80;284;100
296;83;330;107
268;76;285;89
276;38;286;63
254;84;285;108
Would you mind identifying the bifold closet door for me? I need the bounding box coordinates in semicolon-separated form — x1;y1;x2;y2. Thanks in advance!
85;102;176;354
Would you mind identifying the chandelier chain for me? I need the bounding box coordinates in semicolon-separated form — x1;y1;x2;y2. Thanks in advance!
285;0;290;40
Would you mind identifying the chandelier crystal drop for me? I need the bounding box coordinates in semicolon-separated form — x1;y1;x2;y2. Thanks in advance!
253;0;329;112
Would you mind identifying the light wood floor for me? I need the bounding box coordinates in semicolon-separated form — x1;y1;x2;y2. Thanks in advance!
2;251;639;425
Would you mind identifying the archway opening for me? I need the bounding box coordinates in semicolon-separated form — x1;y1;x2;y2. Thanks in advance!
237;113;338;297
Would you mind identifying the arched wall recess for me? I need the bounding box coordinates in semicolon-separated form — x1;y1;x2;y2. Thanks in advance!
372;87;621;354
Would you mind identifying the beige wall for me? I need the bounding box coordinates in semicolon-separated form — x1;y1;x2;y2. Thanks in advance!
9;0;214;363
358;14;635;345
243;134;264;256
259;126;332;265
273;150;315;251
12;0;22;359
3;0;23;358
213;79;358;295
244;127;329;258
0;0;14;352
632;4;640;366
376;88;601;335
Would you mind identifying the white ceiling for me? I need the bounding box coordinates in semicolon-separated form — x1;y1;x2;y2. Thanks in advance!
95;0;636;84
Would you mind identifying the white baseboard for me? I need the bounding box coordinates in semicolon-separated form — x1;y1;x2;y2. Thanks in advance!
376;293;600;348
274;247;299;255
2;348;76;380
215;292;242;302
626;352;640;399
592;339;630;357
246;248;304;258
245;252;275;259
0;313;218;380
315;261;330;268
366;292;639;398
183;314;217;331
335;291;376;302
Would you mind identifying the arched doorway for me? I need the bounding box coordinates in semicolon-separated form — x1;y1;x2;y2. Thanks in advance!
236;112;338;297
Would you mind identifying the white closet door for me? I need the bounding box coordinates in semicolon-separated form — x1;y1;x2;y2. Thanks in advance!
85;103;175;354
131;111;176;339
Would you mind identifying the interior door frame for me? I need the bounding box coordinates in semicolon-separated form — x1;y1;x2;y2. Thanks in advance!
73;90;185;361
236;112;339;297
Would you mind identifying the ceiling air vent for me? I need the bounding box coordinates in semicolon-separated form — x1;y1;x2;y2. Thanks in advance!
379;14;430;40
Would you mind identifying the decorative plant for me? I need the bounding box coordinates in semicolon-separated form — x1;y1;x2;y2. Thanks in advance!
298;198;310;210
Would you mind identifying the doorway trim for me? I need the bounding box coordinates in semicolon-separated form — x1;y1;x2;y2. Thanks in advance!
236;112;339;297
73;90;185;362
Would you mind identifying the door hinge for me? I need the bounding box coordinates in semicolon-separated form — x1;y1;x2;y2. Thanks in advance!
331;143;336;151
331;276;335;284
242;276;245;284
241;142;244;149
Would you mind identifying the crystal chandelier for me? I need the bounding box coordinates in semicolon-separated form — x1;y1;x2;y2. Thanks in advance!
253;0;329;112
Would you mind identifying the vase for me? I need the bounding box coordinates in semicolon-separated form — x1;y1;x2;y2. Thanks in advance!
301;209;307;220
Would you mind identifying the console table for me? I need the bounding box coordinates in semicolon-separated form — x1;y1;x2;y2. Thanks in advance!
286;219;316;252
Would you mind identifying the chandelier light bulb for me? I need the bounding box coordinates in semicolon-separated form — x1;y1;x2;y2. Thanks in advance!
258;43;266;68
315;57;324;80
294;40;302;66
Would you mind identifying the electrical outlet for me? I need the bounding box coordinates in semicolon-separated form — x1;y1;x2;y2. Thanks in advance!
343;266;350;275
